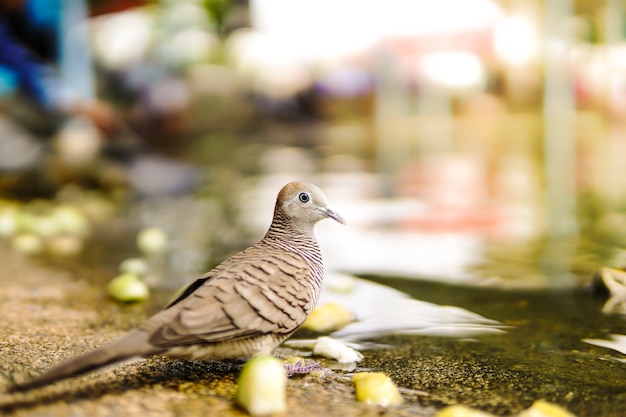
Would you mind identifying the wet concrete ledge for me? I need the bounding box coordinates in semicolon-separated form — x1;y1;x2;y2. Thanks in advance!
0;245;432;417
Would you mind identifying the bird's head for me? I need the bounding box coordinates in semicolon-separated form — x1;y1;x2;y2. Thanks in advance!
275;182;346;232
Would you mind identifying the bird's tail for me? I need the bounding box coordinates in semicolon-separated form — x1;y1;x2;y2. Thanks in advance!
10;330;161;392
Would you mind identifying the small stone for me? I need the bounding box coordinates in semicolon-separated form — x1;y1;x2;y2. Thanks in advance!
435;404;495;417
302;302;354;333
352;372;403;406
119;257;150;276
313;336;363;363
519;400;577;417
107;273;150;302
236;355;287;415
0;206;18;237
12;233;44;255
52;205;90;237
136;227;168;256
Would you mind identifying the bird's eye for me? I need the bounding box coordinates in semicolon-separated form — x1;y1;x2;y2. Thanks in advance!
298;192;310;203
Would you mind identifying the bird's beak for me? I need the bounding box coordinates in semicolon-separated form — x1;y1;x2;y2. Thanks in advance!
319;207;346;225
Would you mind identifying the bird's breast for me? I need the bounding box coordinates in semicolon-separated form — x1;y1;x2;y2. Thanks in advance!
164;334;286;361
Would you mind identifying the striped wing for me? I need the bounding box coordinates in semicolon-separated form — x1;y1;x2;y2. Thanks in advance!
142;245;313;347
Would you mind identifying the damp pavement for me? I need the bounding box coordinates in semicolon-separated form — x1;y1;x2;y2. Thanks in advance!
1;245;626;416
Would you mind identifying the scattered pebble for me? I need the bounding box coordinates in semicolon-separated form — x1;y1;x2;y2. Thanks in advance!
313;336;363;363
119;257;151;276
236;355;287;416
435;404;495;416
137;227;168;256
519;400;577;417
107;272;150;302
0;206;18;237
12;233;44;255
302;302;354;333
52;205;90;237
352;372;403;406
435;400;578;417
0;194;104;260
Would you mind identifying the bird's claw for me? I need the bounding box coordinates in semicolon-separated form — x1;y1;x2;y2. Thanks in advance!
283;360;321;375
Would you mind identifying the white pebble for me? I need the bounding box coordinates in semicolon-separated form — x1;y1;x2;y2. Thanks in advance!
119;257;150;276
136;227;168;255
0;208;18;237
313;336;363;363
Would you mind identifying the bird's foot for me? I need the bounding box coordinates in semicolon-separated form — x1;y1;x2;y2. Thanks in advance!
283;360;321;375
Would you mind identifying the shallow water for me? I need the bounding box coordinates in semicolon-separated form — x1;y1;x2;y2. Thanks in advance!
348;275;626;416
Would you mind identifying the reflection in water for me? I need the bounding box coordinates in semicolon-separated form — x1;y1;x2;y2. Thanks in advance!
594;267;626;314
316;273;506;341
583;334;626;361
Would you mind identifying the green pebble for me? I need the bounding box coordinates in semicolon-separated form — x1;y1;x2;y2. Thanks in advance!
236;355;287;415
107;273;150;302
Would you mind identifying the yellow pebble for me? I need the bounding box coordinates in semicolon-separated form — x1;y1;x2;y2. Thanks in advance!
519;400;577;417
352;372;403;406
302;302;354;333
435;404;496;417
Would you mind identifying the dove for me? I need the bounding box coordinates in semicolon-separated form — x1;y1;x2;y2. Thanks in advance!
11;181;345;391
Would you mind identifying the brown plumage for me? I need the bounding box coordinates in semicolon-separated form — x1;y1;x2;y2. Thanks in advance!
11;181;345;391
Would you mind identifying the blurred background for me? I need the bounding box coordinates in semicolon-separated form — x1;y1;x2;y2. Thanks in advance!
6;3;626;413
1;0;626;291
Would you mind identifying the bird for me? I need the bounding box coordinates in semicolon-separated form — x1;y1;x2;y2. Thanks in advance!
10;181;345;391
